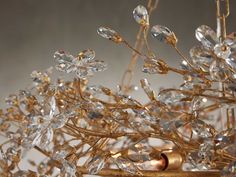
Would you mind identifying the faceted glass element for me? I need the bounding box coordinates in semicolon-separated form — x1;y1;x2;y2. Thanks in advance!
209;60;228;81
62;160;76;177
214;129;236;149
31;70;50;85
190;45;212;71
54;51;77;73
88;156;105;175
51;114;68;129
158;90;185;107
133;5;149;26
191;120;212;138
97;27;123;43
226;57;236;72
214;43;231;59
140;78;155;100
221;161;236;177
151;25;177;45
142;58;168;74
114;157;141;175
195;25;217;48
77;49;95;61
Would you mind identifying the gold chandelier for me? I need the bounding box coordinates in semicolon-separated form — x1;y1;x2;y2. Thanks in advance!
0;0;235;176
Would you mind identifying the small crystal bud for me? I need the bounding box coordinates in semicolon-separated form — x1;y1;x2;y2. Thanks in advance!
97;27;123;43
133;5;149;26
151;25;177;45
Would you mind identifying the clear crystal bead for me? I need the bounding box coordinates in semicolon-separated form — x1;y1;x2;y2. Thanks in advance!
214;43;231;59
151;25;176;44
195;25;217;48
133;5;149;26
209;60;228;81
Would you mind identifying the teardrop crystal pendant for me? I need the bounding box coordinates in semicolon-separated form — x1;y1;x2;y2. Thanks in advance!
97;27;123;43
151;25;177;45
133;5;149;26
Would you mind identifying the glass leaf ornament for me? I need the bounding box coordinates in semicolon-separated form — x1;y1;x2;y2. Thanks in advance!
209;60;229;81
77;49;95;62
189;45;213;71
133;5;149;26
195;25;218;48
88;156;105;175
151;25;177;45
97;26;123;43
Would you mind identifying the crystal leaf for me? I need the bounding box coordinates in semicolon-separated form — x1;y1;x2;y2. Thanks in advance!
114;157;140;175
88;60;107;72
226;56;236;72
190;45;212;70
52;150;68;160
221;161;236;177
49;96;56;120
195;25;217;48
62;160;76;177
31;70;50;85
133;5;149;26
32;128;53;149
214;43;231;59
54;51;76;73
209;60;228;81
97;27;122;42
140;78;155;100
151;25;177;45
78;49;95;61
214;129;236;149
158;90;185;107
191;120;212;138
51;114;68;129
224;36;236;50
88;156;105;175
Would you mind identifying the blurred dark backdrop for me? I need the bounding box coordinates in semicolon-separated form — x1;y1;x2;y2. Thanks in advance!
0;0;236;106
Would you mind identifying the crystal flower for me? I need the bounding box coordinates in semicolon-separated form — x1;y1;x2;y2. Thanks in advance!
54;50;107;78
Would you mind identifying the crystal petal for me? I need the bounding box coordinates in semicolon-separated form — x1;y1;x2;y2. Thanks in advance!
195;25;217;48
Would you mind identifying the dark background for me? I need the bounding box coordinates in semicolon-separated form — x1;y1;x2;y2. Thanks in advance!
0;0;236;106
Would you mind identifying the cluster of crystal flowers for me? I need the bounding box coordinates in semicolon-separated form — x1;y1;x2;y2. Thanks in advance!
0;3;236;177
